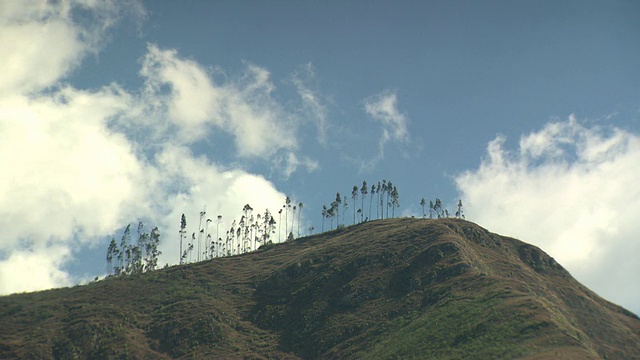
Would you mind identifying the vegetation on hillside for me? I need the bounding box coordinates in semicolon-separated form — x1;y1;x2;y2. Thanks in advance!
104;178;465;275
4;218;640;359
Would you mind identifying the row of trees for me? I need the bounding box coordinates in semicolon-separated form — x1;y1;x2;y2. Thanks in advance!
106;182;468;274
419;198;465;219
106;222;161;276
321;180;401;231
177;197;306;265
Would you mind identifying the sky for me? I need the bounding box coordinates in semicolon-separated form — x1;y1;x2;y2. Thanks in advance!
1;0;639;315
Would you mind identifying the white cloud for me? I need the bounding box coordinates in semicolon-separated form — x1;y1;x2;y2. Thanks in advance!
0;85;146;245
364;90;409;144
358;90;410;169
291;63;330;145
455;115;640;315
0;2;82;94
0;0;312;295
0;247;72;294
150;144;289;265
0;0;144;95
140;45;299;159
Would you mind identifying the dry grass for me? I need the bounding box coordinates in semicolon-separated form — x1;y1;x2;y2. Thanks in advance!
1;218;639;359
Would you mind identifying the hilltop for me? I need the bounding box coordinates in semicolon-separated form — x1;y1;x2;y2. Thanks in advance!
1;218;639;359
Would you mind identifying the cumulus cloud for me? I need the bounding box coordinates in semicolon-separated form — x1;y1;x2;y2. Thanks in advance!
0;0;312;295
140;45;299;159
0;0;144;94
0;247;72;294
455;115;640;314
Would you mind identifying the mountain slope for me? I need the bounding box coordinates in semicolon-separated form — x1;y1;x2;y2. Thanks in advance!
1;218;639;359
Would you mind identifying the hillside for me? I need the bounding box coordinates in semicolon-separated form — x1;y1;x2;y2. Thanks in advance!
1;218;639;359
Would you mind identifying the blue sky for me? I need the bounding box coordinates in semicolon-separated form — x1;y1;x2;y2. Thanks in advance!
1;1;639;315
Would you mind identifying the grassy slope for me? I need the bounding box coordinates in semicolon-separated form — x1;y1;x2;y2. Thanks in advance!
1;218;639;359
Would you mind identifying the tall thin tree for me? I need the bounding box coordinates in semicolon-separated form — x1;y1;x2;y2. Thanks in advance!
197;210;206;262
360;180;368;222
369;183;375;221
351;185;358;225
297;202;303;237
321;205;327;232
179;214;187;264
278;208;283;242
334;192;341;226
216;215;222;257
285;197;291;240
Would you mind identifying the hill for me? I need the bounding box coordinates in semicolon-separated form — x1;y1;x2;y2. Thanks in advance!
1;218;639;359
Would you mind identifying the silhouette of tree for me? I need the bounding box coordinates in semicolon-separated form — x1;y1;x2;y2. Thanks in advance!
285;196;291;240
361;180;368;222
119;224;131;275
321;205;327;232
335;192;342;226
298;202;303;237
145;226;161;271
204;218;212;259
291;204;296;239
385;181;393;219
391;186;399;218
435;198;443;218
278;208;283;242
352;185;358;225
369;183;376;221
179;214;187;264
380;180;387;219
216;215;222;257
106;238;118;275
456;199;465;219
197;210;206;262
327;205;335;230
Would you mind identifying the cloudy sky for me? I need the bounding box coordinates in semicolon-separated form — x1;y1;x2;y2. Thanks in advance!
1;0;639;315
